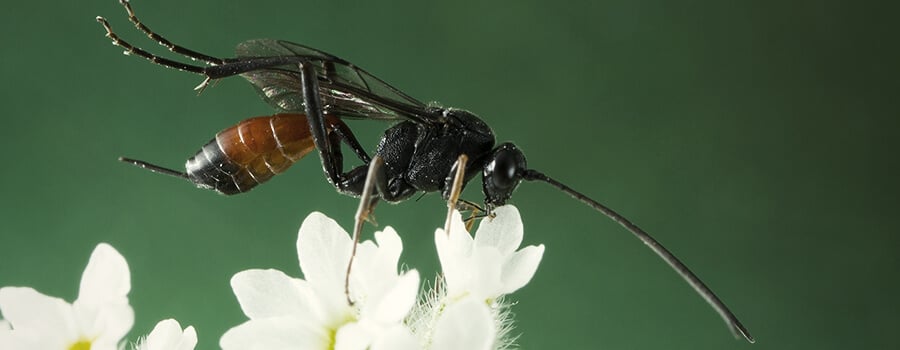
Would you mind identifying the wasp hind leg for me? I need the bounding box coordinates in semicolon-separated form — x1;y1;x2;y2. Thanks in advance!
297;61;396;200
96;16;208;76
115;0;225;65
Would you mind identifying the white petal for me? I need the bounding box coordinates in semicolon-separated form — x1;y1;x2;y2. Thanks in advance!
373;227;403;272
371;325;420;350
350;227;409;309
220;317;328;350
439;243;505;300
334;322;371;350
347;240;385;302
297;212;352;295
140;319;197;350
440;208;472;240
439;210;473;248
471;248;506;300
474;205;523;256
366;227;403;283
434;211;476;298
77;243;130;306
180;326;198;350
72;300;134;347
230;269;316;320
0;287;77;345
0;332;37;350
431;298;495;350
363;270;419;324
434;230;462;297
296;212;358;324
499;244;545;295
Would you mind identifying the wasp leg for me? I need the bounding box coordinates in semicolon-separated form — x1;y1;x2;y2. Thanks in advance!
322;123;371;197
97;17;208;75
298;61;410;201
345;156;384;305
97;16;306;88
442;154;469;233
117;0;225;65
328;118;371;164
299;62;342;185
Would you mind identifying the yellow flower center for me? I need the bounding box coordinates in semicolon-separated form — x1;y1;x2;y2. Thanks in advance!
69;340;92;350
327;328;337;350
326;313;359;350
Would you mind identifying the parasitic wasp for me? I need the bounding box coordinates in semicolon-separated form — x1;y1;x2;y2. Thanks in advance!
97;0;753;342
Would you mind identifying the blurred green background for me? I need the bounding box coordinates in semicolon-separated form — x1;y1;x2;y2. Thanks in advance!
1;0;898;349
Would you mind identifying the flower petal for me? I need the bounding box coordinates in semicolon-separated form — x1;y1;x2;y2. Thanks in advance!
220;317;328;350
439;210;474;250
73;300;134;348
469;248;505;300
72;245;134;346
435;211;477;298
230;269;316;320
474;205;523;256
431;297;495;350
77;243;130;306
371;325;419;350
437;234;505;300
0;331;34;350
296;212;356;324
297;212;352;295
0;287;77;345
363;270;419;324
367;227;403;283
499;244;545;295
334;322;371;350
350;227;408;309
140;319;197;350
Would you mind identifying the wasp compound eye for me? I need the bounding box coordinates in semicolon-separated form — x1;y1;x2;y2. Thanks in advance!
483;143;527;206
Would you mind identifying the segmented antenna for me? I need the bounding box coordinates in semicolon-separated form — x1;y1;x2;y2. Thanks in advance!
523;169;754;343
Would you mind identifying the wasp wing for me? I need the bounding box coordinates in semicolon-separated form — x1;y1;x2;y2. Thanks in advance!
234;39;435;123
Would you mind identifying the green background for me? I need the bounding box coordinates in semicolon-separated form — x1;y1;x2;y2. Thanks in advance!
1;0;897;349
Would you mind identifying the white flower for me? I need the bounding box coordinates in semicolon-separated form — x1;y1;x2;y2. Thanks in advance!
134;319;197;350
406;205;540;350
0;243;134;350
220;212;420;350
435;205;545;303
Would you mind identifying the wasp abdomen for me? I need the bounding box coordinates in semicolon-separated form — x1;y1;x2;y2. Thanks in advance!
185;113;317;195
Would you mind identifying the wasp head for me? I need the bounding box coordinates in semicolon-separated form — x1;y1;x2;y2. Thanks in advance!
482;142;527;210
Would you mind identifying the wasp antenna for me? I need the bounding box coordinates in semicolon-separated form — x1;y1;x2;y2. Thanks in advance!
119;157;190;180
522;169;754;343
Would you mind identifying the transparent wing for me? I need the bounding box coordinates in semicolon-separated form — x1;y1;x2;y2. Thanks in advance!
235;39;431;121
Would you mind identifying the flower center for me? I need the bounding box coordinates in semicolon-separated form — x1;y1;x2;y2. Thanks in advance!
69;340;92;350
326;313;359;350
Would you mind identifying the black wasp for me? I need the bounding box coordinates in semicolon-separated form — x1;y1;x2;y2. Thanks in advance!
97;0;752;342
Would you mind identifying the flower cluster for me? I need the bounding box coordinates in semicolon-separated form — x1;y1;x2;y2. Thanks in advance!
0;205;543;350
0;244;196;350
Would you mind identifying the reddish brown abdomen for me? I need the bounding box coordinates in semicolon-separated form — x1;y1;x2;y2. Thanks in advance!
184;113;316;195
